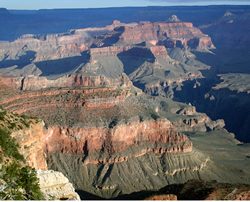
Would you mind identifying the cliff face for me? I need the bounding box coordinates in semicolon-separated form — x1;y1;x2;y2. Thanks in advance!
46;119;192;165
1;83;249;198
0;33;90;62
0;19;214;76
0;73;132;92
11;121;48;170
37;170;80;200
118;22;214;49
0;108;80;200
0;107;47;170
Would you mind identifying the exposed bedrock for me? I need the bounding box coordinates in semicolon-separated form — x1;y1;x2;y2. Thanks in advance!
171;77;250;143
0;19;214;77
37;170;81;200
0;33;90;62
45;119;192;162
10;121;48;170
0;108;81;200
0;73;132;91
117;22;215;49
1;86;249;198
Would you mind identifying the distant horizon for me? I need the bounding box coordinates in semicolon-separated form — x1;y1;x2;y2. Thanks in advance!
1;4;250;11
0;0;250;10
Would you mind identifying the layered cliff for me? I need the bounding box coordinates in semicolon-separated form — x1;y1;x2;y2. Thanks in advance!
117;21;214;49
0;15;249;200
0;18;214;78
1;79;250;199
46;119;192;165
0;72;132;91
0;33;89;62
0;108;80;200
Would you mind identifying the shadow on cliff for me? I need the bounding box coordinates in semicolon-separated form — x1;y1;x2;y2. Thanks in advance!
193;48;250;74
76;190;105;200
118;47;155;75
76;183;180;200
101;27;125;47
0;50;36;69
35;55;87;76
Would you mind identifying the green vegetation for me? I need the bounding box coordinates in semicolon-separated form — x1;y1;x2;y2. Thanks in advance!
0;107;44;200
0;128;24;161
0;161;44;200
0;108;7;121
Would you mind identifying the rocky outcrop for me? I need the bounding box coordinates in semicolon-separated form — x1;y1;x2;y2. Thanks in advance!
0;108;47;170
173;114;225;133
11;121;48;170
168;15;181;22
213;74;250;94
0;33;90;62
118;22;214;49
149;45;171;59
46;119;192;164
0;73;132;91
37;170;80;200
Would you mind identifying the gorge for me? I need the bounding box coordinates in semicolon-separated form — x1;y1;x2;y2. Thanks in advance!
0;7;250;199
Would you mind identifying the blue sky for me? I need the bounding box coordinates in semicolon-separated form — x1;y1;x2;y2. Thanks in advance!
0;0;250;9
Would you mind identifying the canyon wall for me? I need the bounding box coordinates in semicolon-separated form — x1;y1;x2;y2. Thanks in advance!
118;22;214;49
45;119;192;165
0;73;132;91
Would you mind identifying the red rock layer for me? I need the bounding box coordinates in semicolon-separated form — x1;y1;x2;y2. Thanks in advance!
0;87;130;114
45;119;192;165
0;73;132;91
118;22;215;49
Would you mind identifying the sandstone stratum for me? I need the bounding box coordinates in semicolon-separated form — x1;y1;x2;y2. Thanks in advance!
0;16;250;199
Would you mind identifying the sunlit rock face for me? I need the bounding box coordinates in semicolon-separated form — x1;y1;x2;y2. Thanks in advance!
37;170;81;200
117;21;214;49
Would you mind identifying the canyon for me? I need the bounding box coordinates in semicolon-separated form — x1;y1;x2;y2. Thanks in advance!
0;74;249;198
0;7;250;199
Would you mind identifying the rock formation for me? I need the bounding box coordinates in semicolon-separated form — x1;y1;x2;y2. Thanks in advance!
168;15;181;22
0;108;80;200
0;76;249;198
37;170;80;200
0;16;249;200
117;21;214;49
46;119;192;165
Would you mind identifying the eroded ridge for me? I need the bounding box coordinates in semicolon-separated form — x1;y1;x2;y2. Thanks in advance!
0;73;133;114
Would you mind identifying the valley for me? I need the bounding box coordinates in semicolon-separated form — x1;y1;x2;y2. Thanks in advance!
0;5;250;200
